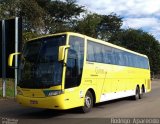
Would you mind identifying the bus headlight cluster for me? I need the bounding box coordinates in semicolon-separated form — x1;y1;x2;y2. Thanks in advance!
43;90;63;96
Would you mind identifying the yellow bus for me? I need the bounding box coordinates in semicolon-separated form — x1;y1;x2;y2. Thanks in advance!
9;32;151;112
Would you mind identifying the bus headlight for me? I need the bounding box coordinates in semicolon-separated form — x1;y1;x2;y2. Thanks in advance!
43;90;63;96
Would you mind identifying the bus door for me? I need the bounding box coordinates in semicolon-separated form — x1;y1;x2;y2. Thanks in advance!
64;36;84;108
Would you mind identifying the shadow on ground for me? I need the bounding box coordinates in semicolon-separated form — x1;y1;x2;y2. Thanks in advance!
0;95;148;119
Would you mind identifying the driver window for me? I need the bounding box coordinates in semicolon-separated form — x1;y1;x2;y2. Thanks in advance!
65;36;84;89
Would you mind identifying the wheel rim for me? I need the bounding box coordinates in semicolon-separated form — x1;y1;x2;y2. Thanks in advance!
85;96;91;108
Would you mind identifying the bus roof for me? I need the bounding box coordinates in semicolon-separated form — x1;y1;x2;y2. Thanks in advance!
28;32;148;58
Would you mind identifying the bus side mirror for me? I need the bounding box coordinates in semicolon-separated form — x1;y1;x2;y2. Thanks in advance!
8;52;21;67
58;45;70;61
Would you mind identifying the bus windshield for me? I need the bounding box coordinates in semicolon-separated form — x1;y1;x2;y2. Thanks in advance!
18;35;66;88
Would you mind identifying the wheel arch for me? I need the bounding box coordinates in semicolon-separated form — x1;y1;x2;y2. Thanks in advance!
87;88;96;105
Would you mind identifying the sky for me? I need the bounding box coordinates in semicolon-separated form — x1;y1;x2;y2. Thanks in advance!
77;0;160;42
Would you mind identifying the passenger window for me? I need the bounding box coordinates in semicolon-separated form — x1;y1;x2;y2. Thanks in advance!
86;40;149;69
94;44;103;63
87;42;95;61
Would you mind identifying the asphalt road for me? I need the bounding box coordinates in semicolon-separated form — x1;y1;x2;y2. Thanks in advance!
0;79;160;124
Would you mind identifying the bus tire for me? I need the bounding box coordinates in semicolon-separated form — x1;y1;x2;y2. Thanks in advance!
133;86;140;100
82;91;93;113
139;86;145;99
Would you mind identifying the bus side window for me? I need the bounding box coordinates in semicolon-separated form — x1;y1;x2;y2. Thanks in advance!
87;42;95;61
104;46;112;64
94;43;103;63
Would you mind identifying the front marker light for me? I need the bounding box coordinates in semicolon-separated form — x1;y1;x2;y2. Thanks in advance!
43;90;63;96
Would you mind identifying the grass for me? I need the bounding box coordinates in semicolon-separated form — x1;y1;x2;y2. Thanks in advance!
0;78;15;98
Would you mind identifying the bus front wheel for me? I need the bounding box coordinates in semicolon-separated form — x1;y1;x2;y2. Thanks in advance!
82;91;93;113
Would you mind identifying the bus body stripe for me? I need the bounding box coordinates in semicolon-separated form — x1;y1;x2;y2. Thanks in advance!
100;90;135;102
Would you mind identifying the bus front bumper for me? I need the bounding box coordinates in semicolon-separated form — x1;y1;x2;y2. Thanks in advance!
16;94;67;110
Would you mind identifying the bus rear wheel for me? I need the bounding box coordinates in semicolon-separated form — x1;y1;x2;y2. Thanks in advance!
82;91;93;113
139;86;145;99
133;86;140;100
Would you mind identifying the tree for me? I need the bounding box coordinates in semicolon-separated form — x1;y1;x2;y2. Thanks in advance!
0;0;85;40
74;13;102;38
35;0;85;33
0;0;47;42
75;13;123;41
0;0;46;31
110;29;160;75
96;13;123;41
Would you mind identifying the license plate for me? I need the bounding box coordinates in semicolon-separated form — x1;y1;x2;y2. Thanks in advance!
30;100;38;104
